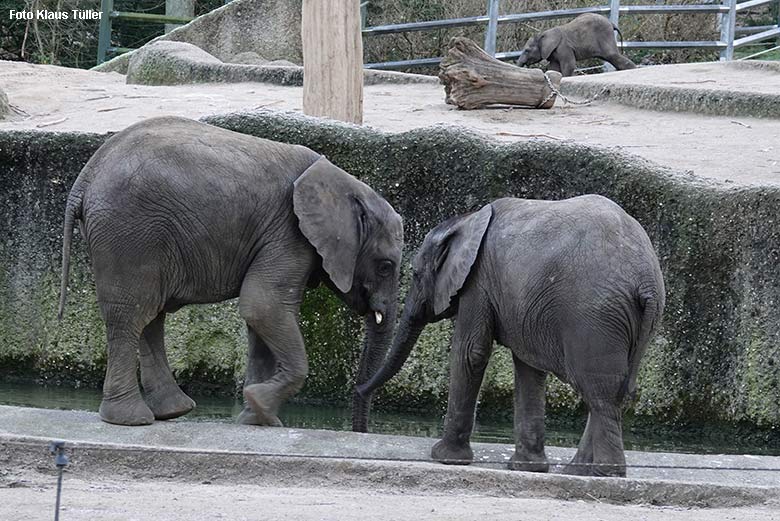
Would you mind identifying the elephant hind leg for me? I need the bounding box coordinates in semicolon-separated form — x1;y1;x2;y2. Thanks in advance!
564;385;626;477
508;355;549;473
562;411;595;475
98;301;155;426
604;53;636;71
139;312;196;420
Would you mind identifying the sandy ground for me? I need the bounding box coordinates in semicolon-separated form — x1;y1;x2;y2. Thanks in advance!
2;470;779;521
1;60;779;186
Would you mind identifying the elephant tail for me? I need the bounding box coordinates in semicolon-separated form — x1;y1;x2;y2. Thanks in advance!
621;290;662;404
613;25;626;55
58;186;85;321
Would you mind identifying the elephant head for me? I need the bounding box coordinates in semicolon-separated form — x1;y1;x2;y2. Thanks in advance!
356;204;492;398
294;157;403;432
516;28;562;66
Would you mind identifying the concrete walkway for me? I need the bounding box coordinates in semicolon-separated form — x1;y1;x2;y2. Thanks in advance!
2;405;779;508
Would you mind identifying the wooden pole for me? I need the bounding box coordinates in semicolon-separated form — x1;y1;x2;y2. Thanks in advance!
302;0;364;124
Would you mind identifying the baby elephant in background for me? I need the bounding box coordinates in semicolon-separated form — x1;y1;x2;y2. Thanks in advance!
59;116;403;430
358;195;664;477
516;13;637;77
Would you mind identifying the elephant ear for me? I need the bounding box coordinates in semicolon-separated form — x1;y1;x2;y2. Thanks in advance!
294;156;369;294
432;204;493;316
539;28;562;61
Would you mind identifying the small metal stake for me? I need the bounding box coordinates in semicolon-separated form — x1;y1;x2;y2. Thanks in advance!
49;441;69;521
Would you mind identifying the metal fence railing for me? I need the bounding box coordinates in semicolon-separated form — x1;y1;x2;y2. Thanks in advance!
362;0;780;69
97;0;780;68
97;0;195;63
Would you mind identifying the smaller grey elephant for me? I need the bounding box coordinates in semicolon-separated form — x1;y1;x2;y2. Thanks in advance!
358;195;664;477
516;14;636;77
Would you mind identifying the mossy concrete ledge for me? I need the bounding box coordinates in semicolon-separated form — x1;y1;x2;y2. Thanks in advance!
126;41;437;87
1;111;780;430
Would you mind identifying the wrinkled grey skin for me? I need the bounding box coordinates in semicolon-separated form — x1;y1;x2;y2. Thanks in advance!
516;14;637;77
358;196;664;477
59;116;403;430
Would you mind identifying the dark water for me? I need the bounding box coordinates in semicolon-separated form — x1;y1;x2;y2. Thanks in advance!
1;382;778;455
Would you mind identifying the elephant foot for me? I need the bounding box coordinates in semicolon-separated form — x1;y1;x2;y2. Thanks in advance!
144;384;196;420
431;439;473;465
508;450;549;473
562;460;625;478
237;406;283;427
99;391;155;426
243;384;283;427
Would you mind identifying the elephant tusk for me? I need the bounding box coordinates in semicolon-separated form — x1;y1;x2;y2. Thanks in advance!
374;311;383;325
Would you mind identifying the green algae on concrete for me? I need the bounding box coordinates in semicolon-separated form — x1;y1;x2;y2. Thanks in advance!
1;110;779;429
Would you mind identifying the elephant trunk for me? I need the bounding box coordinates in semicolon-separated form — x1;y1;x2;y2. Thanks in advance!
351;300;398;432
356;307;425;399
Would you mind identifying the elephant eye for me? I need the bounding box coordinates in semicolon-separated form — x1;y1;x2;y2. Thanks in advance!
377;260;394;277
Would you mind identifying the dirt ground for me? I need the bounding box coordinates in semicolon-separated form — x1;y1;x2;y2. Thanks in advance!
1;60;778;186
2;469;779;521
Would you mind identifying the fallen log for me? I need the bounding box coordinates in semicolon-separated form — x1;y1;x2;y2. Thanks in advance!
439;37;562;110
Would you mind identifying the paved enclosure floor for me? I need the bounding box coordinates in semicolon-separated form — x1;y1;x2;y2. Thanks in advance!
1;60;779;185
3;474;780;521
2;406;780;519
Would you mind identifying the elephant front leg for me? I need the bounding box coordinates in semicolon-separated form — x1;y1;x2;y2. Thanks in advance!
508;355;549;472
431;306;493;465
237;327;280;426
139;312;196;420
239;263;309;427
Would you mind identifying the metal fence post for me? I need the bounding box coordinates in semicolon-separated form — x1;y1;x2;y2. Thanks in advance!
609;0;620;27
720;0;737;60
97;0;113;64
360;1;369;30
777;0;780;46
484;0;500;56
604;0;621;71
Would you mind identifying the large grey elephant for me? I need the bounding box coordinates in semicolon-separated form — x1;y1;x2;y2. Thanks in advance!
358;196;664;477
516;13;636;77
59;116;403;430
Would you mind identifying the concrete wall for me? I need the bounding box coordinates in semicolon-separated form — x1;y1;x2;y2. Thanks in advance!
1;112;779;429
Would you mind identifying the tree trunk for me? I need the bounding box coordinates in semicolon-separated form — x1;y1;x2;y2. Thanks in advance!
439;37;562;110
302;0;364;124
